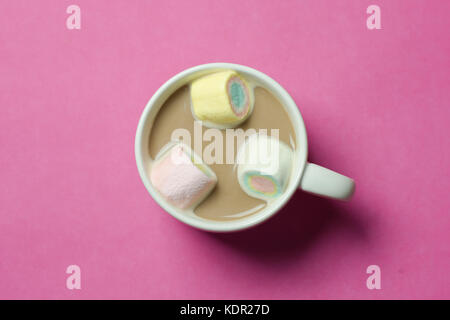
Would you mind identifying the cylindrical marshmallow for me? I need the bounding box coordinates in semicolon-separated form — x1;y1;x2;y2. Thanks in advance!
150;142;217;210
236;134;293;200
190;70;254;128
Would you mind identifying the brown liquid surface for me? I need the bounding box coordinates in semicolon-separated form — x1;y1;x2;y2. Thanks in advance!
149;85;296;221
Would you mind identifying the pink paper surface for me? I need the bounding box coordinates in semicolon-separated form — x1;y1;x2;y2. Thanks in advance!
0;0;449;299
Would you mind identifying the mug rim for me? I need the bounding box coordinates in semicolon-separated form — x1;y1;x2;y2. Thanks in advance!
135;63;308;232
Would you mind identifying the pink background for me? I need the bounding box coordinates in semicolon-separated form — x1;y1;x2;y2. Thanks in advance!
0;0;449;299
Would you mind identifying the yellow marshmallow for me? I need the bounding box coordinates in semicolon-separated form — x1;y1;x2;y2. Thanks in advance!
190;70;253;128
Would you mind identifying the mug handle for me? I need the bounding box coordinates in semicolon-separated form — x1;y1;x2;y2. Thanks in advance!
299;163;355;200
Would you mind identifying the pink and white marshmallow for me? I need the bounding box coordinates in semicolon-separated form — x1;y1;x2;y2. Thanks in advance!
150;143;217;210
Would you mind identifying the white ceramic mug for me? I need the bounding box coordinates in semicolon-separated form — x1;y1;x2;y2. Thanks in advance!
135;63;355;232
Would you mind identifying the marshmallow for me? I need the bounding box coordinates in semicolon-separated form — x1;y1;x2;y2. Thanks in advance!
237;134;293;200
150;142;217;210
190;70;254;128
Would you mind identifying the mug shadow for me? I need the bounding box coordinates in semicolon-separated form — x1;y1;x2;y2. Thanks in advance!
202;190;367;267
